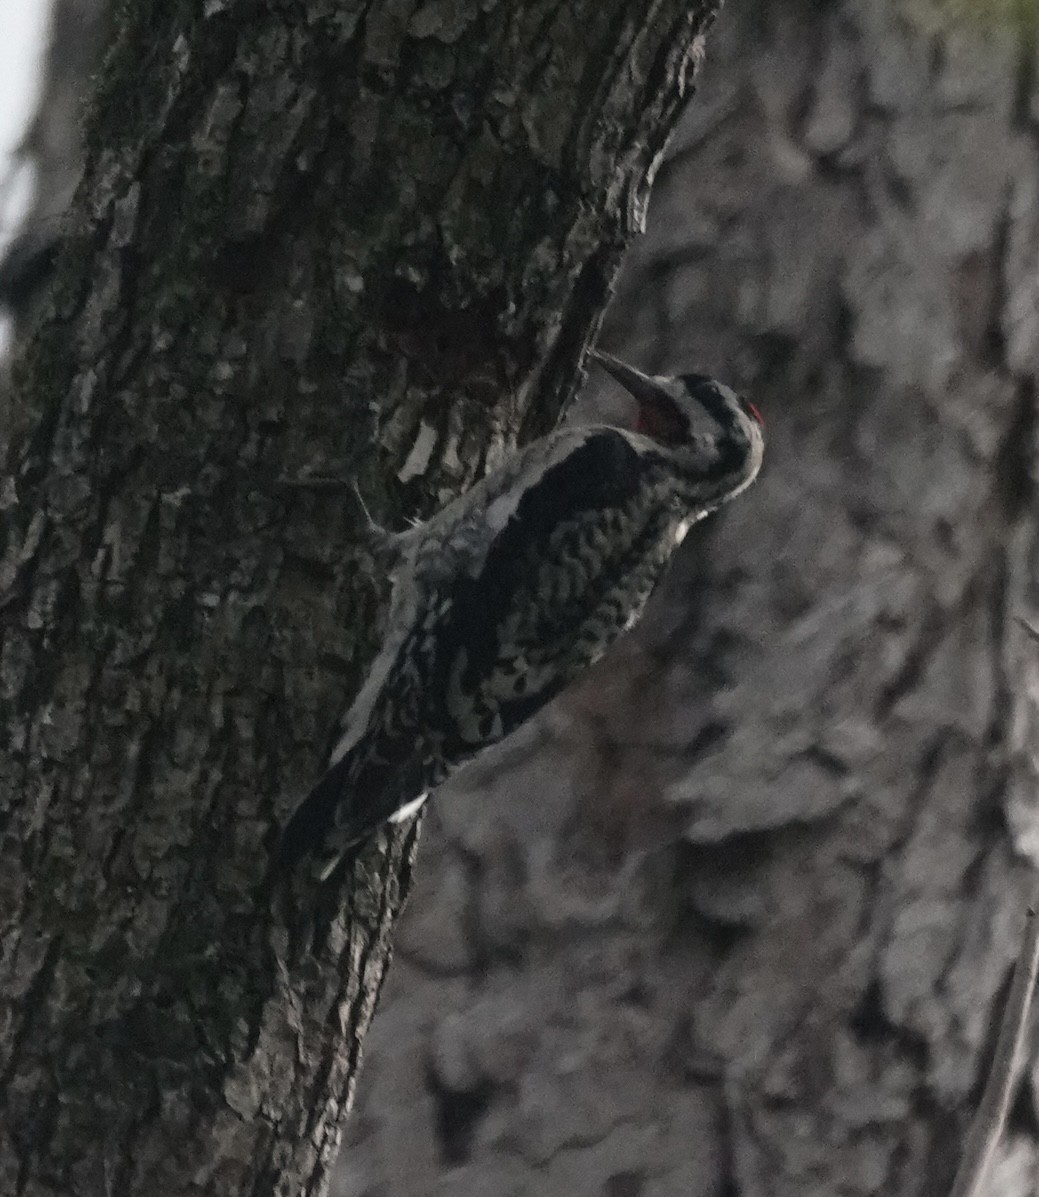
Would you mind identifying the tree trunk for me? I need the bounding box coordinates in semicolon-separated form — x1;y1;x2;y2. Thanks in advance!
341;1;1039;1194
0;3;719;1195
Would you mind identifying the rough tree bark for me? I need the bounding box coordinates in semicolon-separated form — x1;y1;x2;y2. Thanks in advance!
339;1;1039;1194
0;3;720;1195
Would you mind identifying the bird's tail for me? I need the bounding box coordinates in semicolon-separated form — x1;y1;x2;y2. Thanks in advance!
278;752;360;880
278;742;436;882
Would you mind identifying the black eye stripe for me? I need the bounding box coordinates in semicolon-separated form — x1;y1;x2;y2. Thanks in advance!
680;372;715;392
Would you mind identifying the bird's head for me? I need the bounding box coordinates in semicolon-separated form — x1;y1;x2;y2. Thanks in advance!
589;351;763;448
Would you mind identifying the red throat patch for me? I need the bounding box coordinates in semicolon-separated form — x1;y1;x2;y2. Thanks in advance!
635;398;688;445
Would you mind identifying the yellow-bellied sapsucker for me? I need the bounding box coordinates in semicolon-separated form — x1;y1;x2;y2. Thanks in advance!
280;351;764;879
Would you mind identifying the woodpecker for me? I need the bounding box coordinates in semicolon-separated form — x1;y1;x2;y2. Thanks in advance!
280;351;764;879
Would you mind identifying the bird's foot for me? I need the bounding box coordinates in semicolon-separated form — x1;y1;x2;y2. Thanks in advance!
278;473;406;567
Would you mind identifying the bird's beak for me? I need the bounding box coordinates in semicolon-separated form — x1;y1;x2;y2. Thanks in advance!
589;350;669;406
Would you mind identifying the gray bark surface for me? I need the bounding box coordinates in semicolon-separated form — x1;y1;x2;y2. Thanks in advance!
0;2;719;1195
343;1;1039;1194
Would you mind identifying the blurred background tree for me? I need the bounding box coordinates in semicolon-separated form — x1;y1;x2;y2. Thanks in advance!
4;0;1039;1195
346;2;1039;1194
